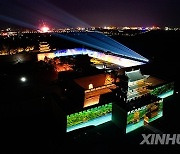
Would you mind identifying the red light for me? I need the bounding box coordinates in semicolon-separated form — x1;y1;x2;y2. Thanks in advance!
2;32;8;36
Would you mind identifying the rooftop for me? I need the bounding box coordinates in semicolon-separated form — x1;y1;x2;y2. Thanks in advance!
74;74;106;90
125;69;145;82
146;76;165;87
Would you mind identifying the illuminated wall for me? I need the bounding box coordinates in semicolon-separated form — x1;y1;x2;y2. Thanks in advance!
55;48;83;57
126;99;163;133
84;95;100;108
87;51;144;67
150;82;174;98
55;48;144;67
67;103;112;132
83;84;116;108
127;79;150;101
55;64;73;72
37;53;55;61
37;48;144;67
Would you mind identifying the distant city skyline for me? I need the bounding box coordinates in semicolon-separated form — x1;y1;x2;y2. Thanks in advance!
0;0;180;28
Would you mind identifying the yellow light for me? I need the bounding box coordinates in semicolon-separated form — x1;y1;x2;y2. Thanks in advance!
89;84;93;89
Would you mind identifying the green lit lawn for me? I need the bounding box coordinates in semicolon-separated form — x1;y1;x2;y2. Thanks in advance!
67;113;112;132
67;103;112;132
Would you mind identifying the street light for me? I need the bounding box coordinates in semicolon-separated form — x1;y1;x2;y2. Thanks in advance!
20;77;27;82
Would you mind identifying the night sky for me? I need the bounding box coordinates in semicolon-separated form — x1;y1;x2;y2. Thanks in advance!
0;0;180;28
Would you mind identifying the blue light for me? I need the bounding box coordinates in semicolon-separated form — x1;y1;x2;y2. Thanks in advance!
54;48;144;67
158;90;174;99
55;32;149;62
0;15;36;29
126;119;144;133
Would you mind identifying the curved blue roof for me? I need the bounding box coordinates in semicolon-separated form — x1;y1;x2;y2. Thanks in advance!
56;32;148;62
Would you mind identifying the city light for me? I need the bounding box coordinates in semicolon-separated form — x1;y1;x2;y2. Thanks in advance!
41;26;50;33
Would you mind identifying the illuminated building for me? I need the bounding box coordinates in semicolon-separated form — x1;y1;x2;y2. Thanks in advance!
58;65;174;133
124;69;164;133
57;59;174;133
37;48;145;67
35;32;174;134
73;74;116;108
39;42;51;52
113;69;174;133
64;73;118;132
61;66;174;133
37;31;149;66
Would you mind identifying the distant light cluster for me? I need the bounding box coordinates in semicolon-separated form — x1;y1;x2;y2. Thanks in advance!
40;26;50;33
1;26;179;36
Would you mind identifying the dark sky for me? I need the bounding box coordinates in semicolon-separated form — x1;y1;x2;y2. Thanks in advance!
0;0;180;28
